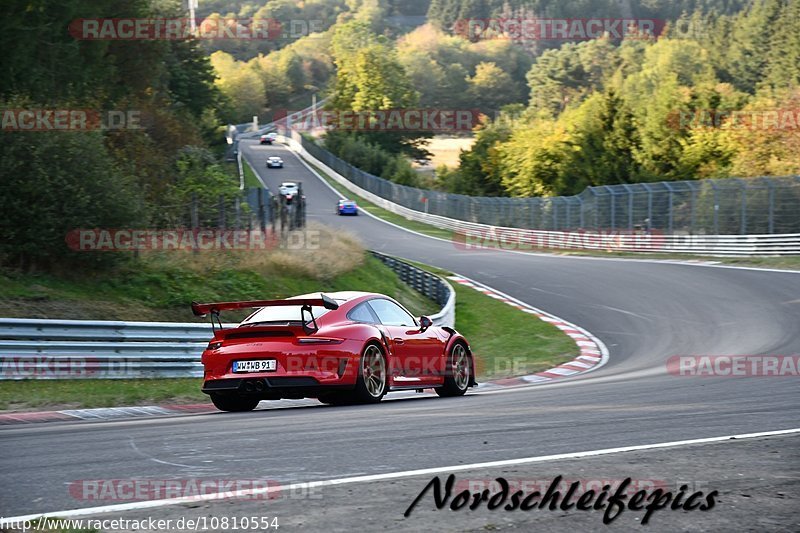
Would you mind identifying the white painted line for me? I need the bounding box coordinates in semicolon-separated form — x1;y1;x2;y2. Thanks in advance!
4;427;798;525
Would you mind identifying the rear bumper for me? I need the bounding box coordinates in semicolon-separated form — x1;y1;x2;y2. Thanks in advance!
202;377;352;399
201;340;363;398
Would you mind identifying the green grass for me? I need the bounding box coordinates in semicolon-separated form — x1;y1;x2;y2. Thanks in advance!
0;379;204;411
242;157;263;188
0;254;439;322
225;159;263;189
306;161;799;271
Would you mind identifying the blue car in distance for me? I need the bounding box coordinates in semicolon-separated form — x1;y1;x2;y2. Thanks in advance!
337;199;359;216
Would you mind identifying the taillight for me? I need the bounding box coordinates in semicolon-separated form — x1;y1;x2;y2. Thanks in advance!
207;341;223;350
296;337;344;345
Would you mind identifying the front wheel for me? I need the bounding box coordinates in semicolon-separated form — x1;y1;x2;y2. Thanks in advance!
436;343;471;397
352;343;388;404
210;393;260;412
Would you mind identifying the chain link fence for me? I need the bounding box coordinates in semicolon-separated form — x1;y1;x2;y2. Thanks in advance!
148;189;265;232
298;134;800;235
147;187;306;235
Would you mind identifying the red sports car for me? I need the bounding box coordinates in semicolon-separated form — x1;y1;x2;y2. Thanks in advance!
192;292;475;411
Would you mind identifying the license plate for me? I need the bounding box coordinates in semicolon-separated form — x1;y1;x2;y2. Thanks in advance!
233;359;277;373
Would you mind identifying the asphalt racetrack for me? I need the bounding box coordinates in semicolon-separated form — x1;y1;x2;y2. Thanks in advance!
1;139;798;531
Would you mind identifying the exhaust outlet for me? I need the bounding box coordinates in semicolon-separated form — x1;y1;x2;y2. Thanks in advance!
254;381;265;392
243;382;255;393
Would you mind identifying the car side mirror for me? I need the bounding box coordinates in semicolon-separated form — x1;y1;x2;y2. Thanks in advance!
419;316;432;331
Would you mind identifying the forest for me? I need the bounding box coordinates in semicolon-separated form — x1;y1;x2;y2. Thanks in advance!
2;0;797;270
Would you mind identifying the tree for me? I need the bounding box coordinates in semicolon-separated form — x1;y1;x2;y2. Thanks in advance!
467;62;520;114
210;51;266;122
331;21;418;112
562;90;643;191
0;128;145;270
444;114;514;196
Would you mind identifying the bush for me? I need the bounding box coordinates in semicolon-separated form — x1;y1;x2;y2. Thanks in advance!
0;130;146;271
323;130;419;186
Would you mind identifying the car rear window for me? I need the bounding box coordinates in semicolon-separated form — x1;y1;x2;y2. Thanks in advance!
241;305;330;325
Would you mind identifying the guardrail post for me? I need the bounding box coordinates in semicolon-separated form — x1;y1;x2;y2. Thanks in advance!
552;199;558;230
738;178;747;234
643;184;652;231
712;182;719;234
627;188;633;231
767;179;775;234
257;189;266;234
664;183;674;234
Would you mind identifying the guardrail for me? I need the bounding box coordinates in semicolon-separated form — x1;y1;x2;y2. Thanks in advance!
0;319;227;380
0;255;454;379
370;251;455;328
284;131;800;256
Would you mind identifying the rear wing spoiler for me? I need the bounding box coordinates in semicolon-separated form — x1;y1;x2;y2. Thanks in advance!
191;294;339;318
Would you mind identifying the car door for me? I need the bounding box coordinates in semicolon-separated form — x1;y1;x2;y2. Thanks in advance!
367;299;443;386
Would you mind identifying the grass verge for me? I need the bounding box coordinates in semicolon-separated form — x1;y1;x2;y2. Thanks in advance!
306;159;799;271
0;379;204;411
241;157;264;188
0;225;438;322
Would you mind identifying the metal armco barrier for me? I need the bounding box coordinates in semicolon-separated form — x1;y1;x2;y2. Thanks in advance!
370;251;455;328
0;319;224;380
285;131;800;256
0;255;454;379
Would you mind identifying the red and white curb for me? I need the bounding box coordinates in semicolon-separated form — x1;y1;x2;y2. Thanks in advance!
447;274;609;389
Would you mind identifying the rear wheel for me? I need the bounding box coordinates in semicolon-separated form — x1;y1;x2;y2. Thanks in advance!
436;343;471;397
210;393;260;412
352;343;388;404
